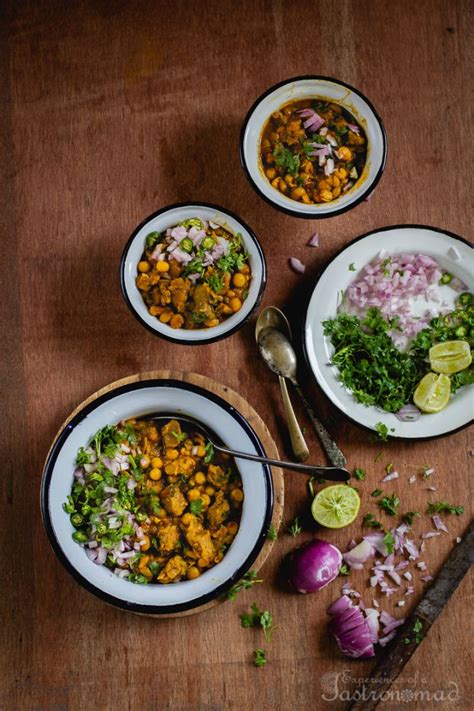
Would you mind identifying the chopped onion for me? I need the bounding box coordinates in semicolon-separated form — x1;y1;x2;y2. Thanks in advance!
432;515;448;533
408;475;417;484
382;470;399;482
421;575;434;582
307;232;320;247
343;539;375;570
289;257;306;274
327;597;375;659
396;404;421;422
421;532;441;539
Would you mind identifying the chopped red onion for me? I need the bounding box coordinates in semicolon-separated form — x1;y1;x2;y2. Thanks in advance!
397;601;406;608
396;404;421;422
403;572;413;581
379;631;397;647
347;123;360;135
408;475;417;484
421;575;434;582
416;561;427;571
456;537;462;543
307;232;320;247
432;515;448;533
427;486;437;492
297;108;325;132
343;539;375;569
382;470;399;482
289;257;306;274
405;586;415;595
421;531;441;539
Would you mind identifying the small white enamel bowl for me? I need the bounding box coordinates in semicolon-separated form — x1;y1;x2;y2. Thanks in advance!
120;203;267;344
41;378;274;614
240;76;387;219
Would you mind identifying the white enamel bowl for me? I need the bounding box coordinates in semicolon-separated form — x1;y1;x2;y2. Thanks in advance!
304;225;473;439
240;76;387;218
41;378;273;614
120;203;266;344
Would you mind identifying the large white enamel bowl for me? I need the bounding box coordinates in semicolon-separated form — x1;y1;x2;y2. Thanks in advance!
240;76;387;218
41;378;273;614
120;203;266;344
304;225;473;439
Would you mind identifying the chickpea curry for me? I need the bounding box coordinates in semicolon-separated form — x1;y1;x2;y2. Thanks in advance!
260;98;367;205
135;218;251;329
64;418;244;584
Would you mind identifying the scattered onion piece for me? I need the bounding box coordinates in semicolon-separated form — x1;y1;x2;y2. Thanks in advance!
382;470;399;482
421;531;441;539
289;257;306;274
432;515;448;533
396;404;421;422
307;232;320;247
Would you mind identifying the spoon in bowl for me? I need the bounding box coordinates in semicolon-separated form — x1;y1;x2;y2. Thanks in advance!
257;323;346;468
255;307;309;462
148;413;350;482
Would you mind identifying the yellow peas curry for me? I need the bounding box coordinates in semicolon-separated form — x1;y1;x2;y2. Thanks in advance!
136;218;251;329
65;418;244;585
260;99;367;205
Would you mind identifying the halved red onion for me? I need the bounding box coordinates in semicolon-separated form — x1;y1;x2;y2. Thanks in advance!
288;539;342;593
327;597;375;659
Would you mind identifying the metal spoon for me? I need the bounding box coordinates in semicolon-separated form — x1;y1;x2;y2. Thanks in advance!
258;325;347;468
147;413;350;482
255;307;309;462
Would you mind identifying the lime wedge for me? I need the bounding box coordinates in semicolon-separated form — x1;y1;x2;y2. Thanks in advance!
429;340;472;374
413;372;451;413
311;485;360;529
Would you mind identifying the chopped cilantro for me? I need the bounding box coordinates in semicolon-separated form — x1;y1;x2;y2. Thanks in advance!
267;524;278;541
427;502;464;516
339;563;350;576
348;263;356;272
287;516;302;536
273;144;300;176
371;488;383;498
225;570;262;601
378;494;400;516
353;468;366;481
363;513;382;528
240;603;276;642
403;511;420;525
383;532;395;554
253;648;267;667
189;499;204;515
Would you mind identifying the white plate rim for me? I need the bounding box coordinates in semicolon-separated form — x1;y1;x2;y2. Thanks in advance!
303;224;474;440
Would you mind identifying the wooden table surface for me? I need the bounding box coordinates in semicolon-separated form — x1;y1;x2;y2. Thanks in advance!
1;1;472;709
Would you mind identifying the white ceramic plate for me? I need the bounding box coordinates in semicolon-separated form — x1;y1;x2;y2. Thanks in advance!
304;226;474;439
120;203;266;344
240;76;387;218
41;379;273;614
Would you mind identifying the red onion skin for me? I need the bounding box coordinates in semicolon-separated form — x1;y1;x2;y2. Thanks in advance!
288;539;342;594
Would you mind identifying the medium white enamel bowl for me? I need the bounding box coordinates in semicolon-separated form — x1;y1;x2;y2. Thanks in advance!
240;76;387;218
120;203;266;344
304;226;474;439
41;378;273;614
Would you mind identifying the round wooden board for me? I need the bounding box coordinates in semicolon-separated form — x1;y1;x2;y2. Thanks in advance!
45;369;284;618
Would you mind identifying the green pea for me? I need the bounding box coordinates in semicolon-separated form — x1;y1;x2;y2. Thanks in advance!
440;272;453;284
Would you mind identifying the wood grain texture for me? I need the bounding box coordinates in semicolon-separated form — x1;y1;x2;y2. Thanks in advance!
1;0;472;709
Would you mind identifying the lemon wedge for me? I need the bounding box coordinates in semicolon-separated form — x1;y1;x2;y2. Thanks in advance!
413;372;451;413
429;340;472;374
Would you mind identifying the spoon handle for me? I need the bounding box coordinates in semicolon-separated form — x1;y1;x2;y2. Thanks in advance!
291;380;347;468
212;443;350;482
278;375;309;462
